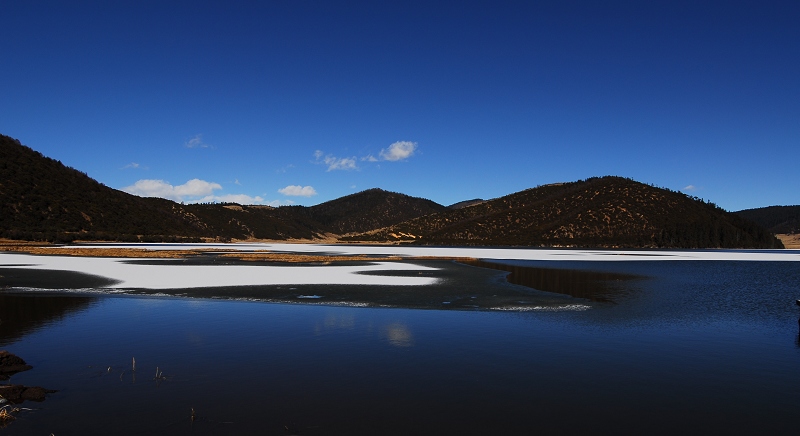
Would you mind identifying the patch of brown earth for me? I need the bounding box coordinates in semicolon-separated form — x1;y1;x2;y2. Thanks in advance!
776;234;800;249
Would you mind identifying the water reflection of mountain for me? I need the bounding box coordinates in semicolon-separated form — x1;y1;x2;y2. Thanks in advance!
462;260;642;303
0;293;97;346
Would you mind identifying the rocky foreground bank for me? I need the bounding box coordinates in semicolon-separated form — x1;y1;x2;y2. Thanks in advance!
1;351;55;426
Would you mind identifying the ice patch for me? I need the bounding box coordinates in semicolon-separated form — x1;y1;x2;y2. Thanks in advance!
62;243;800;262
489;304;591;312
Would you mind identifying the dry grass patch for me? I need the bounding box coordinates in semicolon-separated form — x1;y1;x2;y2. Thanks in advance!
1;242;477;263
0;406;15;426
0;246;233;258
776;234;800;249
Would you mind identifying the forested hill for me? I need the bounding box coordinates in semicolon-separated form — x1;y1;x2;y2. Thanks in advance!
735;206;800;234
0;134;784;248
0;135;442;242
0;134;207;241
345;177;783;249
305;188;447;234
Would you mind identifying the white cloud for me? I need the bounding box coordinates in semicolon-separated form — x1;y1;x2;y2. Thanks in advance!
314;142;417;171
185;134;211;149
174;179;223;197
123;178;289;205
267;199;296;206
197;194;265;204
122;178;222;202
683;185;697;191
379;141;417;161
122;162;141;169
326;156;357;171
314;150;358;171
279;185;318;197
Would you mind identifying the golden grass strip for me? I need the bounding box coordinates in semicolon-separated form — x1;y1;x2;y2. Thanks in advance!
1;244;476;263
0;246;218;258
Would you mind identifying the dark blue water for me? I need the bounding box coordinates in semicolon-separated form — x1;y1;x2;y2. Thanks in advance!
2;260;800;435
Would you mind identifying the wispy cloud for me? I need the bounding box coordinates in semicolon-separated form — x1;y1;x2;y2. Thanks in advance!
185;134;212;149
279;185;318;197
314;150;358;171
379;141;417;161
122;162;142;169
683;185;698;191
314;141;417;172
276;164;295;174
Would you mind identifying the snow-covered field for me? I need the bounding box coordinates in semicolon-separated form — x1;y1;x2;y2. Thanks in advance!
0;252;438;289
2;243;799;290
68;242;800;261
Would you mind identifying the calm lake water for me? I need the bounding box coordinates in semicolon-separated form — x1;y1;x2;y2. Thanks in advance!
2;258;800;435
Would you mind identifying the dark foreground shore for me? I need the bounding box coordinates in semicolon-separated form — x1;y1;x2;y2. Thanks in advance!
1;351;56;427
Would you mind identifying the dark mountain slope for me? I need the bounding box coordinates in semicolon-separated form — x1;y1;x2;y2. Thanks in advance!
303;188;447;234
348;177;782;249
0;135;442;241
0;135;325;241
0;135;783;248
735;206;800;234
182;204;323;240
0;135;208;241
448;199;485;209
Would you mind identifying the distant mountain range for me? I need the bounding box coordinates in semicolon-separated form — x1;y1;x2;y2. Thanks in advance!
0;134;786;248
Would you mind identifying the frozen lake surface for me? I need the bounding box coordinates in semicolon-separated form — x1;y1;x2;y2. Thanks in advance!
2;243;798;291
2;244;800;434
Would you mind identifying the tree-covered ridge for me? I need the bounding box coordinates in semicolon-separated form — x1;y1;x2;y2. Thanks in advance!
735;206;800;234
346;177;782;249
0;134;784;248
306;188;447;235
0;135;206;241
0;135;443;242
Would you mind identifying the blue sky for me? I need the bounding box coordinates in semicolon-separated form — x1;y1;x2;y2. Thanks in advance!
1;1;798;211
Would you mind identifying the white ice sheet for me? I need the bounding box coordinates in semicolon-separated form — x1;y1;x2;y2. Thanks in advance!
0;253;438;289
